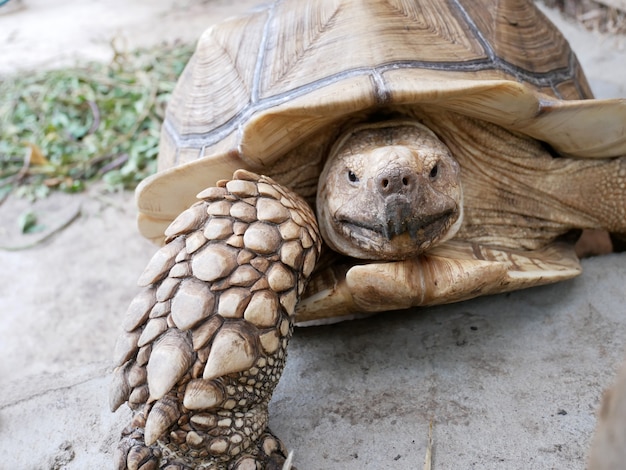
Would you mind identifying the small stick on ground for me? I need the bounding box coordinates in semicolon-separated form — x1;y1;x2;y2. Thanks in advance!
423;420;434;470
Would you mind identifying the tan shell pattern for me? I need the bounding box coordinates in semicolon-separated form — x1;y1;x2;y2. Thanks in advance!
111;170;321;469
161;0;591;170
135;0;626;244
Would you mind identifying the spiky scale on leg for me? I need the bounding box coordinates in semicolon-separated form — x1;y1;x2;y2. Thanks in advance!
111;170;321;469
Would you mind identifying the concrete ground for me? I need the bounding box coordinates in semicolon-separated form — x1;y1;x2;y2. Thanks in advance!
1;1;626;469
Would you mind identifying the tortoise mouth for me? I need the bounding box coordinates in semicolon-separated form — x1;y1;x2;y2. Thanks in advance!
341;210;452;241
338;208;458;259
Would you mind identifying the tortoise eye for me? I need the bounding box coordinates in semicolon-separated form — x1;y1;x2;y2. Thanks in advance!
429;163;439;180
348;170;359;183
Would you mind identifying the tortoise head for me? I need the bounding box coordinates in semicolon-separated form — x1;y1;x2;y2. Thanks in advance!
316;120;463;260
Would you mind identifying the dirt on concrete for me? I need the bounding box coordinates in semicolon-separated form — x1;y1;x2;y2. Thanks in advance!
0;0;263;74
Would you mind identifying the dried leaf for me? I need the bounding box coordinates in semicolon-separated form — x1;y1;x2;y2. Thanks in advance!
25;143;49;166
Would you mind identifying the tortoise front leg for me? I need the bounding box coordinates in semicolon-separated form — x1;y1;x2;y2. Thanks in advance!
296;241;581;322
110;170;321;469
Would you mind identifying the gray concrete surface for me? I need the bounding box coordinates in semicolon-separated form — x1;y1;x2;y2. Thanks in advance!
1;1;626;469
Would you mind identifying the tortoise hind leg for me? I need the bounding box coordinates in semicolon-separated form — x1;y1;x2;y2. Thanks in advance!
544;157;626;247
111;170;321;469
549;156;626;255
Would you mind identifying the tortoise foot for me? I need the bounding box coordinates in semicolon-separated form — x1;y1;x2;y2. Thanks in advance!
230;430;294;470
114;426;162;470
115;427;294;470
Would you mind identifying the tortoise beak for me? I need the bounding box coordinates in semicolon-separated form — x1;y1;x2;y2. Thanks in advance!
375;171;457;241
381;194;455;240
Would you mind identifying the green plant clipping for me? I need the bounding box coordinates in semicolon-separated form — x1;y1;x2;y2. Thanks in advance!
18;210;44;234
0;44;194;199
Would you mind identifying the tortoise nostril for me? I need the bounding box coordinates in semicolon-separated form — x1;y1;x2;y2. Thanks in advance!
430;164;439;179
376;170;415;196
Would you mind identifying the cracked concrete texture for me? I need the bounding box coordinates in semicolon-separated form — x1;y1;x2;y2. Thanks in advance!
1;1;626;469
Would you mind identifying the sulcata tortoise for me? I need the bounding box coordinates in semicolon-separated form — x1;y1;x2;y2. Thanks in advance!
110;0;626;468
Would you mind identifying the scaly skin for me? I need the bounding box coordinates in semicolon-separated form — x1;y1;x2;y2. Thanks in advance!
110;170;321;469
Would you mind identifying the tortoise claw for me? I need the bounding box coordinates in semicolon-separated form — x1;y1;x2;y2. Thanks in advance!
232;430;295;470
115;427;162;470
115;427;294;470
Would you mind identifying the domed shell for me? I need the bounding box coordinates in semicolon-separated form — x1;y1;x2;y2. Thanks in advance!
137;0;626;242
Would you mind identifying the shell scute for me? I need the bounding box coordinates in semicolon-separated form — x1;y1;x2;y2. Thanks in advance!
185;230;208;254
257;197;291;224
149;299;170;319
109;364;131;411
207;200;233;217
164;203;209;241
280;240;304;270
243;222;282;254
243;290;280;328
191;315;224;351
155;277;180;303
217;287;252;319
170;278;216;331
197;186;227;201
191;243;239;282
204;217;234;240
202;323;260;381
228;265;262;287
183;378;224;410
113;330;141;367
128;385;149;410
257;182;282;200
138;317;168;347
122;288;156;333
169;261;192;278
229;201;257;223
137;238;185;287
146;329;193;400
144;395;181;446
266;263;295;293
226;179;259;198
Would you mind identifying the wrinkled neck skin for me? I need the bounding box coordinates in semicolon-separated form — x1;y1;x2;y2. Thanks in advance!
316;120;464;261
